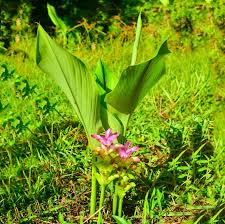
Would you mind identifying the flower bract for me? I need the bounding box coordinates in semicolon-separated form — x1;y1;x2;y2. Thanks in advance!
91;128;119;148
118;142;139;160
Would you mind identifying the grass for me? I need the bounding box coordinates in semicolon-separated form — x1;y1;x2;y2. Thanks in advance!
0;31;225;223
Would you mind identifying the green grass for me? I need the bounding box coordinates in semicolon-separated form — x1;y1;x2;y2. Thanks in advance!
0;33;224;223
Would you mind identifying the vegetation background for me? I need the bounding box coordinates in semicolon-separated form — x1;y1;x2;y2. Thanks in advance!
0;0;225;223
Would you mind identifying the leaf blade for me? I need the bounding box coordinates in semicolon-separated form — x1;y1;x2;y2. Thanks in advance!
105;40;170;114
94;59;118;93
47;3;67;33
36;25;101;146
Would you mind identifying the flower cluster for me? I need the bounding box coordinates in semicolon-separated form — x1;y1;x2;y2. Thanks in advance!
91;128;140;163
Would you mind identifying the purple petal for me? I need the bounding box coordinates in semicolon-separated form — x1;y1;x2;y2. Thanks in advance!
119;148;129;159
91;134;103;141
123;141;132;149
118;142;140;160
91;134;107;145
105;128;112;138
127;146;139;153
91;129;119;147
107;132;119;143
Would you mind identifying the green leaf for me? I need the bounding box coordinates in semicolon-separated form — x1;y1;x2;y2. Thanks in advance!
36;25;101;146
105;40;170;115
94;59;123;135
47;3;67;33
58;213;65;223
143;191;150;223
131;12;142;65
94;59;118;94
112;215;132;224
99;104;125;137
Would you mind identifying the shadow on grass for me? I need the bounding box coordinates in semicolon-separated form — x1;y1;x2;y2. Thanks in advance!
124;121;225;222
0;118;90;221
153;121;214;189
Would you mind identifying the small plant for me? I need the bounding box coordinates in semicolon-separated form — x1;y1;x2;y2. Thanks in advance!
2;113;29;134
47;3;68;46
0;64;15;81
36;13;170;221
14;76;37;98
142;188;165;223
34;95;57;115
0;99;8;112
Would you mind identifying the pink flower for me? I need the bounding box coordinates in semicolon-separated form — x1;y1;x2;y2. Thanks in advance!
91;128;119;148
118;142;140;160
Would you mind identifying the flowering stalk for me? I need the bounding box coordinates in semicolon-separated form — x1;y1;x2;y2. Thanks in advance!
117;182;136;217
90;161;97;216
91;128;141;219
118;196;123;217
113;185;118;215
90;129;119;216
98;184;106;223
113;175;136;217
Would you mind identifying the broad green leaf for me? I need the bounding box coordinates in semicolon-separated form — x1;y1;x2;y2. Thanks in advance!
94;59;123;135
47;3;67;34
94;59;118;93
131;12;142;65
112;215;132;224
100;103;124;137
105;40;170;114
36;25;101;146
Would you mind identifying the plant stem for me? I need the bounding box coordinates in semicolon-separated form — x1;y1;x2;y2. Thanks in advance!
118;195;124;217
113;185;118;215
79;211;84;224
98;184;106;224
131;12;142;66
90;162;97;216
63;32;67;46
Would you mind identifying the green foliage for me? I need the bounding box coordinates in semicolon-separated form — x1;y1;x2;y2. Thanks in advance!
112;215;132;224
14;76;37;98
213;0;225;29
47;3;68;46
131;12;142;66
106;41;170;115
0;2;32;48
142;188;165;221
0;4;225;221
160;0;170;7
0;63;15;80
36;25;101;147
0;0;225;53
94;59;118;94
170;1;193;34
36;24;169;143
47;3;67;34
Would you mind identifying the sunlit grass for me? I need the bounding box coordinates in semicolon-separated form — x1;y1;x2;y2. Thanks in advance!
0;32;224;223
